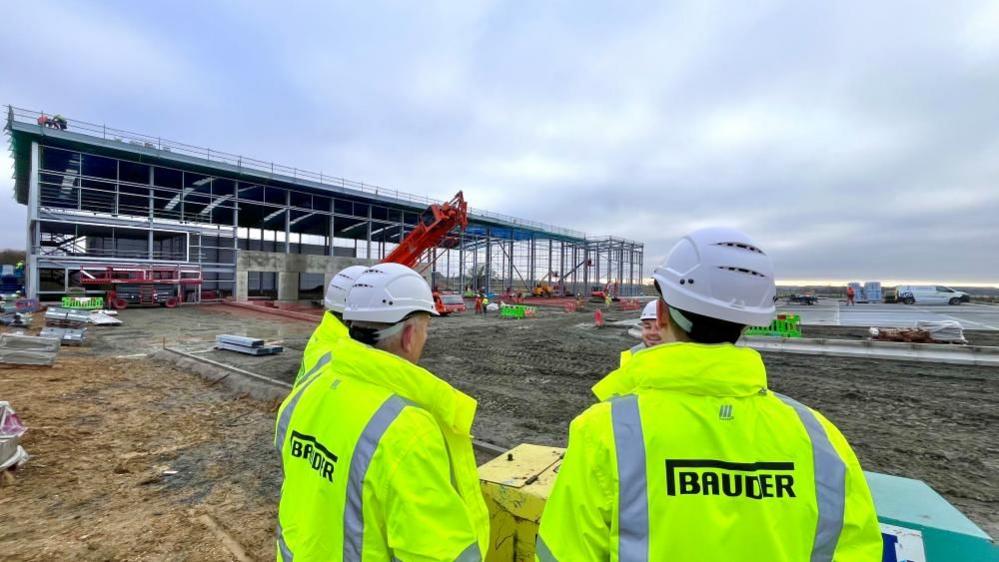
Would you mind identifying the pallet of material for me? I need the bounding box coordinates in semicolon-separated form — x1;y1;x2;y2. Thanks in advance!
38;327;87;346
0;334;61;366
214;335;283;356
44;308;91;329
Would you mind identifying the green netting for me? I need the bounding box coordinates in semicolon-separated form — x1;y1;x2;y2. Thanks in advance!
61;296;104;310
745;314;801;338
500;304;537;318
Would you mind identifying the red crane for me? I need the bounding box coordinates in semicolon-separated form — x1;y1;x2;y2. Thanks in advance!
382;191;469;315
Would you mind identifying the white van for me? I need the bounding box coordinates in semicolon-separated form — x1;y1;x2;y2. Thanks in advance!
895;285;970;305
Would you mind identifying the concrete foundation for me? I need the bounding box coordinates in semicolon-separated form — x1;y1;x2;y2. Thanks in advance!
277;272;299;302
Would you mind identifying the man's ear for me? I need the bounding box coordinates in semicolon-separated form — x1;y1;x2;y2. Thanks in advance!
399;321;415;352
656;299;667;330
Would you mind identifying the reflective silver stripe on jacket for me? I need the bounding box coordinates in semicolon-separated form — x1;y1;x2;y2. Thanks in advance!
535;535;558;562
611;394;649;561
343;395;408;561
453;542;482;561
774;393;847;562
276;522;294;561
274;352;332;452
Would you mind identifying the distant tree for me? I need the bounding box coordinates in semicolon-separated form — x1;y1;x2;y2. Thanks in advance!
0;249;26;264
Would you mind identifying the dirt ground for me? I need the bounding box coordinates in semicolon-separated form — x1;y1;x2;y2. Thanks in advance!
1;304;996;560
0;350;282;561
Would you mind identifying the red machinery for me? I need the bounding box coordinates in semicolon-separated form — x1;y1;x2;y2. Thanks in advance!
591;281;620;302
382;191;469;315
77;264;203;310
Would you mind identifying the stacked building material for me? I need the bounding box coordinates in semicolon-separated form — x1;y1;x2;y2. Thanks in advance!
0;334;61;366
88;311;122;326
215;334;283;356
0;312;30;327
44;308;91;328
848;282;864;302
38;327;87;345
863;281;883;303
916;320;967;344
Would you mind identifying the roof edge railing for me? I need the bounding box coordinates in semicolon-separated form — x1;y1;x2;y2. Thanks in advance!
8;105;643;244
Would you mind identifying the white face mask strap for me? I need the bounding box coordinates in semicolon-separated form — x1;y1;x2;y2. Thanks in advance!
669;306;694;334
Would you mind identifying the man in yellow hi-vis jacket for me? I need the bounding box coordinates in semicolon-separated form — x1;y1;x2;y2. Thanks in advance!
292;265;367;387
275;263;489;561
537;227;882;561
619;300;662;367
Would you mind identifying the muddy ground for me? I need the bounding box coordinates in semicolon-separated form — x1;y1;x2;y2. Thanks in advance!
1;304;996;560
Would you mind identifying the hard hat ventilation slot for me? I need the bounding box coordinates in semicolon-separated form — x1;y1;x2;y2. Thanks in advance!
714;242;764;255
717;266;766;278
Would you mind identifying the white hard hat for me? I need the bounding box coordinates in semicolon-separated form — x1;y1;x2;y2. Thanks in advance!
343;262;439;324
640;300;658;321
652;227;776;326
324;265;369;313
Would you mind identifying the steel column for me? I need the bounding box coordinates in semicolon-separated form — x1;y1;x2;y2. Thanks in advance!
507;236;514;292
529;237;536;288
285;190;291;254
559;241;565;295
366;205;372;260
148;166;155;260
472;235;479;291
459;232;465;292
25;141;40;299
618;242;625;297
485;229;492;293
595;245;600;289
329;213;336;256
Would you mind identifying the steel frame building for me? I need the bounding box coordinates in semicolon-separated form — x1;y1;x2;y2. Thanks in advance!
5;106;643;303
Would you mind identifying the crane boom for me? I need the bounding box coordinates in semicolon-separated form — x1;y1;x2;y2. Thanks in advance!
383;191;468;269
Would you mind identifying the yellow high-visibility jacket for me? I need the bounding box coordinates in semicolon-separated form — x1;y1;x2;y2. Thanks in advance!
618;342;646;368
293;312;349;387
275;337;489;561
537;342;882;562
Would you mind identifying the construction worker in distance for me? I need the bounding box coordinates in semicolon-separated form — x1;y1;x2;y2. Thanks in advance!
536;227;882;562
291;265;368;387
275;262;489;561
846;284;856;306
619;300;663;367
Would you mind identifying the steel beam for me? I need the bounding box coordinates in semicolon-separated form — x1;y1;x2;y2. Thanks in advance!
485;229;492;293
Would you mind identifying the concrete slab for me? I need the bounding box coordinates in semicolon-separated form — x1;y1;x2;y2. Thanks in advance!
778;302;999;330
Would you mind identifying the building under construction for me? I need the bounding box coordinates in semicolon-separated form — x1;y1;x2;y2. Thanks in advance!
5;106;644;304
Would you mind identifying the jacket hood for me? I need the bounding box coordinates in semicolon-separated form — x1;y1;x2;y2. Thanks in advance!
593;342;768;401
330;337;477;437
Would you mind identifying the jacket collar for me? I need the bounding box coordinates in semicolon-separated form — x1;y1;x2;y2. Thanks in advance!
319;312;349;339
593;342;768;401
330;337;477;437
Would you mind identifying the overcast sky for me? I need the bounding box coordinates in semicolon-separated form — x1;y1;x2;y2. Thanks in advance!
2;1;998;284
